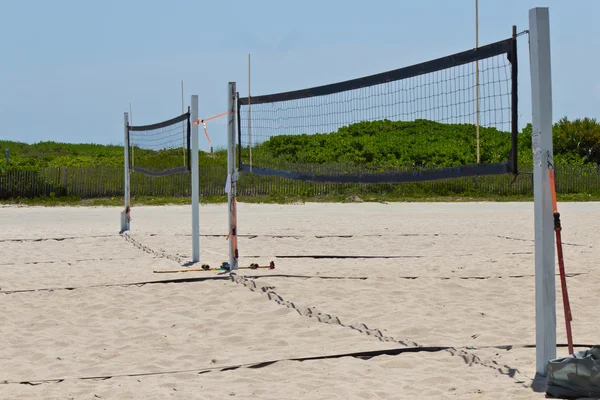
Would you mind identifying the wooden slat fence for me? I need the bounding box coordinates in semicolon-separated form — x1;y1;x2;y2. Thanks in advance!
1;164;599;200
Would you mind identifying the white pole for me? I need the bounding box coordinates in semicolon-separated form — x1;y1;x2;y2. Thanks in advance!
191;95;200;263
475;0;480;164
227;82;238;271
121;112;131;233
529;7;556;376
248;54;252;172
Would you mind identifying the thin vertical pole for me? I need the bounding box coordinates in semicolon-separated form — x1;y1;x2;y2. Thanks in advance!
511;25;519;173
475;0;480;164
129;103;134;168
529;7;556;376
121;112;131;233
191;95;200;262
248;54;253;172
227;82;239;271
182;80;186;166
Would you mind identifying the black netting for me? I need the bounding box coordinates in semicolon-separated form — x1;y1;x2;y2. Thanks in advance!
238;38;517;183
128;112;191;177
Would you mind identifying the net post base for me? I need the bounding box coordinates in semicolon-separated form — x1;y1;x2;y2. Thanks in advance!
120;209;130;233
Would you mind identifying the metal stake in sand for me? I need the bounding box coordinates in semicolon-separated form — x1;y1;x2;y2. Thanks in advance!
548;162;574;355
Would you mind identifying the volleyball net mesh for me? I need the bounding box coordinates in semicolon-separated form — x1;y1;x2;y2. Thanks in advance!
127;112;191;177
238;37;518;183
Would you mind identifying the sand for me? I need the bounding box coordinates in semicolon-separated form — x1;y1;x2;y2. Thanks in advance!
1;202;598;399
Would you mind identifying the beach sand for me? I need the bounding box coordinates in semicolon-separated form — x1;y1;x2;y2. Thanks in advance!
1;202;598;399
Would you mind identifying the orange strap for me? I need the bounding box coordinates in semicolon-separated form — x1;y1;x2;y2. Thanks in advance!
225;198;238;240
193;111;233;145
201;122;211;144
193;111;232;124
549;168;558;213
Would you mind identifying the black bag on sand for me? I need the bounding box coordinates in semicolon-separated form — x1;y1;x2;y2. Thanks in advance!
546;346;600;399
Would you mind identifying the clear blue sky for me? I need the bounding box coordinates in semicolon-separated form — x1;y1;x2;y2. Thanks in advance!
1;0;598;150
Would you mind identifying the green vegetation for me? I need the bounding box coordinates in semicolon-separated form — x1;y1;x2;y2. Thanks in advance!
0;141;227;168
1;117;599;204
251;119;516;169
518;117;600;165
244;117;600;172
3;117;599;169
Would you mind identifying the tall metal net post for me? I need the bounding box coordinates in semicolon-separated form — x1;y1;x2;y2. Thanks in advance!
227;82;239;271
191;95;200;262
529;7;556;376
121;112;131;233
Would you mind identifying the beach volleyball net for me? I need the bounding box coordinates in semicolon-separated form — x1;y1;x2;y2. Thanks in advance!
237;35;518;183
121;99;200;263
127;111;191;177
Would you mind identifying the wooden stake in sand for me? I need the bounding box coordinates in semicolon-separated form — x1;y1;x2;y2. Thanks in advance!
548;164;574;355
154;261;275;274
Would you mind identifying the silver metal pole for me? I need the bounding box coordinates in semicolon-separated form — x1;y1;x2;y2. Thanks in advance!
191;95;200;262
530;7;556;376
121;112;131;233
227;82;238;271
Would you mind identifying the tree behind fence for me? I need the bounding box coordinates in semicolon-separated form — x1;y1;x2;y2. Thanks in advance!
1;164;599;200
